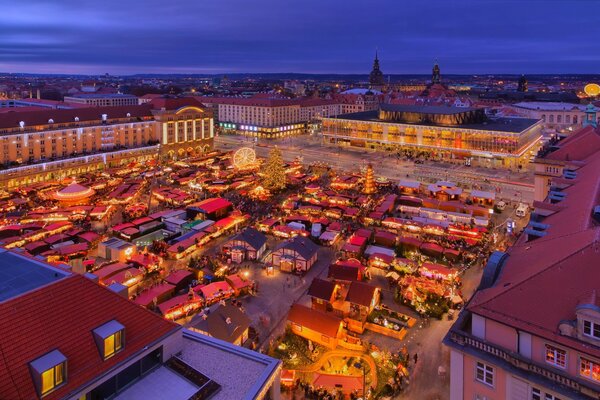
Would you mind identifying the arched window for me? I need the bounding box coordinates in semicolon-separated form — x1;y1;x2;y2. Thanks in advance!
573;115;578;124
541;114;546;122
566;115;571;124
557;115;562;123
549;115;554;123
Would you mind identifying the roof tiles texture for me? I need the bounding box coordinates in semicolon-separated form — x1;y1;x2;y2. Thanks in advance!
0;274;178;400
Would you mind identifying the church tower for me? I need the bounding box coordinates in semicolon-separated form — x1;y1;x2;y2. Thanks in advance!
432;61;441;84
517;75;528;92
369;50;385;91
583;103;598;128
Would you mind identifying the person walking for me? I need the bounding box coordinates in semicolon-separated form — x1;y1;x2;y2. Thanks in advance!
414;353;418;365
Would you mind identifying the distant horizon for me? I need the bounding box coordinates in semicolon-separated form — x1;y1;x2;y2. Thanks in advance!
2;71;600;80
1;1;599;76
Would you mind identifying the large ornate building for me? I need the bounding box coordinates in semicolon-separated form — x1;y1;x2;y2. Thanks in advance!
0;97;214;188
322;104;542;169
445;124;600;400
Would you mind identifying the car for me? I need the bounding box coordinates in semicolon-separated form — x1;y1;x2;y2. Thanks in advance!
516;203;529;218
496;200;507;211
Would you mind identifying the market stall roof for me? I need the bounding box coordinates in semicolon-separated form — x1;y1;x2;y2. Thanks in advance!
319;231;339;242
420;242;445;255
312;373;362;393
421;262;453;277
196;280;234;300
134;283;175;307
226;274;252;291
190;304;251;343
307;278;337;301
102;267;142;286
93;262;132;281
345;281;378;307
470;190;495;200
398;236;423;248
164;269;194;286
398;180;421;189
157;293;202;315
287;304;342;338
364;245;395;257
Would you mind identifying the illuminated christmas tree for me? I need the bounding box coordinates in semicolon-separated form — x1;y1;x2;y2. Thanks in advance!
261;146;287;191
363;163;376;194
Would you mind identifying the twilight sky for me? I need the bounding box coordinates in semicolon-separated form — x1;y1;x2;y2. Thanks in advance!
1;0;598;75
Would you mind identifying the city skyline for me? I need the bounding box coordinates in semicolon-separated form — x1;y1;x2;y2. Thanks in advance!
1;0;599;75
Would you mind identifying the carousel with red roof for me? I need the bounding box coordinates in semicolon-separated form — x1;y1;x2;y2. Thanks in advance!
52;179;95;205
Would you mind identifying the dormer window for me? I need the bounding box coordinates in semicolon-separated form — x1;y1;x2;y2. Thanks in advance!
93;320;125;360
583;320;600;340
29;350;67;397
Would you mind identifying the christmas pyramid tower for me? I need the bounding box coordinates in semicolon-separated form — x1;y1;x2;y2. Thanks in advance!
363;163;376;194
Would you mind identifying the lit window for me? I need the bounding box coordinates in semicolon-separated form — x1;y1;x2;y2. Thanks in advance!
93;320;125;360
583;320;600;339
30;350;67;397
545;345;566;368
475;361;494;387
580;357;600;382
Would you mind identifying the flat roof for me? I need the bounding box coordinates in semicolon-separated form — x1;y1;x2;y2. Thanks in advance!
329;110;540;133
0;249;70;302
380;103;479;114
67;93;138;99
113;366;199;400
180;330;281;400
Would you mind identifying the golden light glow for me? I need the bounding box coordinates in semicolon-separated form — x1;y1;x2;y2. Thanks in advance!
584;83;600;97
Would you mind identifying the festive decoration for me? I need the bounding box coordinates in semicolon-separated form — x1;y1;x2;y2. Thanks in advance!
261;146;287;191
233;147;257;169
362;163;376;194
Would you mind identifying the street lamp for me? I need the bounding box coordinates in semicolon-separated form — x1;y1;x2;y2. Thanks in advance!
354;362;366;399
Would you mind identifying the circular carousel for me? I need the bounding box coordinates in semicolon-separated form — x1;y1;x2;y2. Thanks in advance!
53;180;96;205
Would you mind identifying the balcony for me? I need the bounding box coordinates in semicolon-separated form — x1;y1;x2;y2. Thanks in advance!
448;329;600;399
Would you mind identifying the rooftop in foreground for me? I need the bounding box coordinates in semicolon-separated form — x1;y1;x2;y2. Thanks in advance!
0;248;69;302
179;330;281;400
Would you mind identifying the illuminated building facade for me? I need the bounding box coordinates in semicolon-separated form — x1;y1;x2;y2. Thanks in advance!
63;93;139;107
0;98;214;188
199;95;341;138
322;104;543;169
151;97;214;159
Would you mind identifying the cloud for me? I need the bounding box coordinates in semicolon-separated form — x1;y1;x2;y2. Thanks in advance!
0;0;598;74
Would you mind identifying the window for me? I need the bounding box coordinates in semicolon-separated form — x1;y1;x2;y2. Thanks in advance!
545;344;566;368
532;387;561;400
30;350;67;397
93;320;125;360
580;357;600;382
583;320;600;339
475;361;494;387
104;330;123;358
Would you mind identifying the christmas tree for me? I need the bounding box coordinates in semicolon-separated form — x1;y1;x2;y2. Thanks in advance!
363;163;376;194
261;146;287;191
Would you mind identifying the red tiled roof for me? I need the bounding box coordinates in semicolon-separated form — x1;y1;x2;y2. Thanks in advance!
467;131;600;357
0;274;178;400
0;105;154;130
149;96;206;111
545;126;600;162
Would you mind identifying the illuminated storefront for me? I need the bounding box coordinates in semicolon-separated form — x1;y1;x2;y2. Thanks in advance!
323;105;543;169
